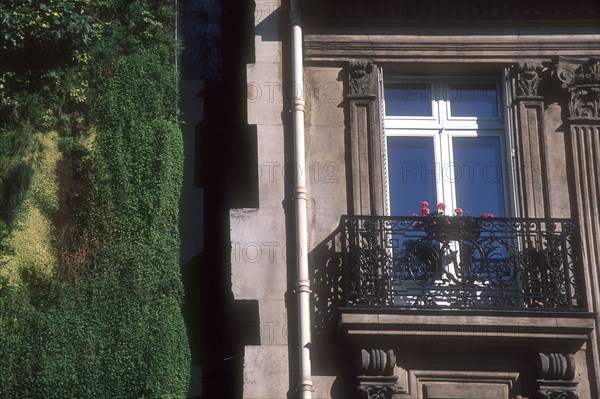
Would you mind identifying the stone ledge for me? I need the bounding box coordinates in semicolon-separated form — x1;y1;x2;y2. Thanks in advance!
340;310;596;345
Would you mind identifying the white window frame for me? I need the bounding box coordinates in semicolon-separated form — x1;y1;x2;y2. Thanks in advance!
382;76;516;217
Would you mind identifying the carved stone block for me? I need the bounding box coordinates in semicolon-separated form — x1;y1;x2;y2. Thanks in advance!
535;353;580;399
356;349;400;399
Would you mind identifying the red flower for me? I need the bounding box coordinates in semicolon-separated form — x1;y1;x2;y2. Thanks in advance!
420;207;430;216
436;202;446;210
454;207;463;216
480;212;494;218
411;213;418;217
420;201;429;208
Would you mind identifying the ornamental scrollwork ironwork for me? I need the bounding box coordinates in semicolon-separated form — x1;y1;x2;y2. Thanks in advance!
340;216;583;310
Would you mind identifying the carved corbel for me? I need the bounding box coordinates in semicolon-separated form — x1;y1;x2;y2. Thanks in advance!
535;353;580;399
356;349;400;399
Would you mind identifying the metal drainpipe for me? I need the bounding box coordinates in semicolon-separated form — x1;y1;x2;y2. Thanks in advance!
289;0;313;397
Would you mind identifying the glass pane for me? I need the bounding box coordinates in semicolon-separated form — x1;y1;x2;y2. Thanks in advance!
385;83;433;117
453;137;505;217
387;136;437;216
448;84;498;118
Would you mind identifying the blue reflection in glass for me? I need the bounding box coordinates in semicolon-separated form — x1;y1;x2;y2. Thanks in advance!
448;84;498;118
385;84;433;117
387;136;436;216
453;137;505;217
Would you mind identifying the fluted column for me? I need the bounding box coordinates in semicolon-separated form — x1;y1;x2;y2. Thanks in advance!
556;57;600;396
557;58;600;314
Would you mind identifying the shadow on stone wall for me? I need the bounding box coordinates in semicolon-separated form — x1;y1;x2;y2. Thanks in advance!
309;226;356;398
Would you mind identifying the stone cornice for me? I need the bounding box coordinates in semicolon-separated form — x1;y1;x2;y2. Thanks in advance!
304;35;600;64
303;0;600;25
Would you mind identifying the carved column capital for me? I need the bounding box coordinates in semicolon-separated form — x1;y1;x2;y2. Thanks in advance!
356;349;399;399
555;57;600;121
348;60;378;97
512;60;546;98
535;353;579;399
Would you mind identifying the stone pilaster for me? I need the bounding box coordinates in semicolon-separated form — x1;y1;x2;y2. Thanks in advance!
347;61;386;216
511;61;551;218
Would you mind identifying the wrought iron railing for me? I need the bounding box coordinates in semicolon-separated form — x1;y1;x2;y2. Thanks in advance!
340;216;584;310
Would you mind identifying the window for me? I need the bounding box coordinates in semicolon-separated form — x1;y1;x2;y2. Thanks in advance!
384;79;511;217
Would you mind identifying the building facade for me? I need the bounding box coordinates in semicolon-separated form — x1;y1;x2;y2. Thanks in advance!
188;0;600;398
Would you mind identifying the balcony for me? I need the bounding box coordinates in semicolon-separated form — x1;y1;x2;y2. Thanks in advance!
340;215;584;311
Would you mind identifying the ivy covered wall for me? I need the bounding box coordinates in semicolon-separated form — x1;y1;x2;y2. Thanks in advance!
0;1;190;397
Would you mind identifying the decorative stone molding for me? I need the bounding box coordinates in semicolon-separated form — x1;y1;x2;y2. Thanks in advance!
512;61;545;98
356;349;399;399
348;61;378;98
535;353;579;399
555;57;600;120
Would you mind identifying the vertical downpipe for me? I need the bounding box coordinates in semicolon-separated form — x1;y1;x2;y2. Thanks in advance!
289;0;313;397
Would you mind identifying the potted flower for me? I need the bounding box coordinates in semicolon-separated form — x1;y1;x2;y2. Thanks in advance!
412;201;493;240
